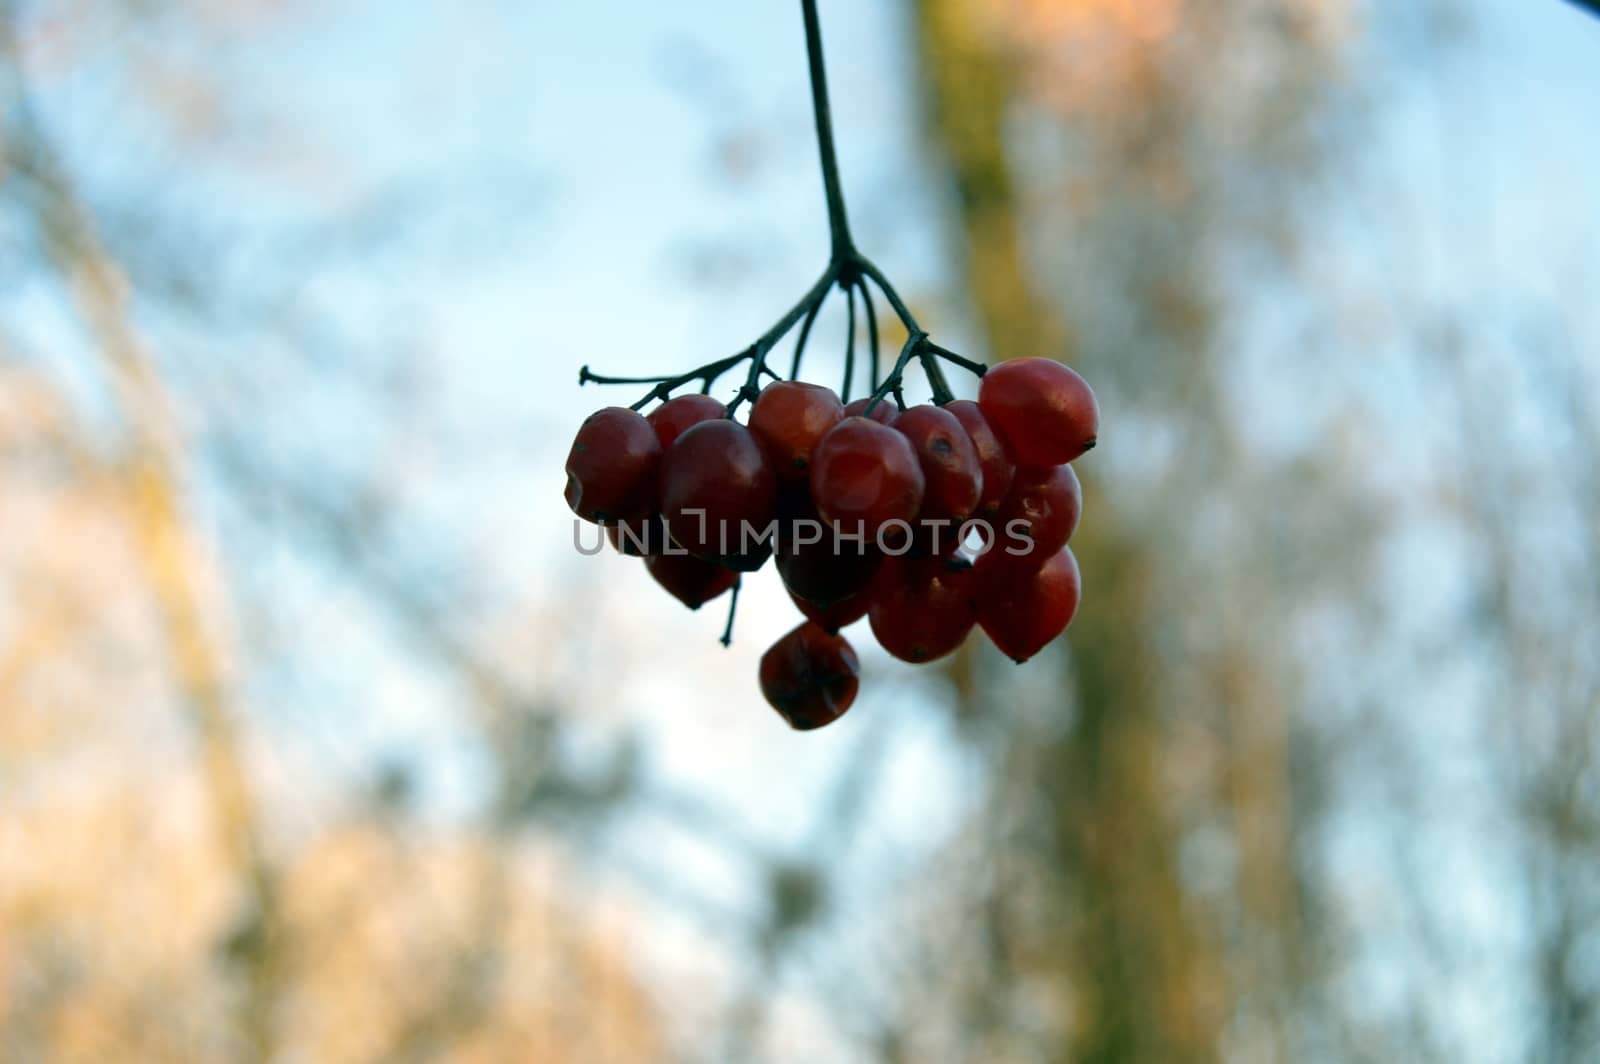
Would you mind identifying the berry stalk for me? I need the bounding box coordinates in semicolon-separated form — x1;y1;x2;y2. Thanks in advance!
579;2;988;417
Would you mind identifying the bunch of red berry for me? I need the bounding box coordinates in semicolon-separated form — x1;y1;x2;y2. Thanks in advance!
565;356;1098;731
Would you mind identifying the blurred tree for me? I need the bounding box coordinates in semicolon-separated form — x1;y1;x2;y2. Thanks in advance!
893;2;1600;1063
898;1;1384;1060
0;2;666;1059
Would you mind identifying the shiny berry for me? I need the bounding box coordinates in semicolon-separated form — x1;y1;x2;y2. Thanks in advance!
647;394;727;449
867;555;976;664
760;623;861;731
978;358;1099;465
843;397;896;424
973;464;1081;587
662;420;778;570
750;381;845;479
944;399;1014;515
809;417;925;539
977;545;1081;663
646;551;739;610
893;404;983;523
564;407;662;523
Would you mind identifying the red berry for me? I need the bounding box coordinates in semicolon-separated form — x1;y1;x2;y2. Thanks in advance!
749;381;845;479
843;397;896;424
893;404;983;523
661;420;778;570
978;358;1099;465
977;546;1081;663
759;623;861;731
777;530;881;608
646;551;739;610
973;463;1081;586
867;555;976;664
944;399;1014;516
564;407;662;523
788;585;871;633
647;394;727;449
809;417;925;540
607;515;673;556
771;488;881;607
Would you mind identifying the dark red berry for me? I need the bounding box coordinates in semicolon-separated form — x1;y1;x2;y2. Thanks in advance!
973;463;1081;588
809;417;925;540
750;381;845;479
788;585;871;633
944;399;1014;516
893;404;983;524
661;419;778;570
646;551;739;610
867;555;976;664
843;397;896;424
760;622;861;730
647;394;727;449
777;530;881;608
564;407;662;523
977;546;1081;663
771;487;881;607
978;358;1099;466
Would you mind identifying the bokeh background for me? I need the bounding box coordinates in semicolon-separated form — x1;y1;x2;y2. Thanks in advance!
2;0;1599;1061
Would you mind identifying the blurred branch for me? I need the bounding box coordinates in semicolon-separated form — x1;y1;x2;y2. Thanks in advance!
0;21;283;1059
374;846;511;1064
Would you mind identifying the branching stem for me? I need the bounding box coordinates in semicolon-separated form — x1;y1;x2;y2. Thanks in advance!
575;0;995;643
578;4;983;414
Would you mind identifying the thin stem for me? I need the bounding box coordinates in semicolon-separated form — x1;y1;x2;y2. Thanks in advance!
924;341;988;378
580;350;755;410
728;266;838;415
758;267;837;356
842;281;857;401
801;0;853;259
719;578;743;648
578;3;981;416
790;289;827;379
582;267;839;411
919;348;955;405
578;368;678;385
863;331;927;417
856;278;880;391
854;257;921;335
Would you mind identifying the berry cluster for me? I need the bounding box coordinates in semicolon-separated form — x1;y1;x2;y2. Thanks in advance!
565;356;1099;731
